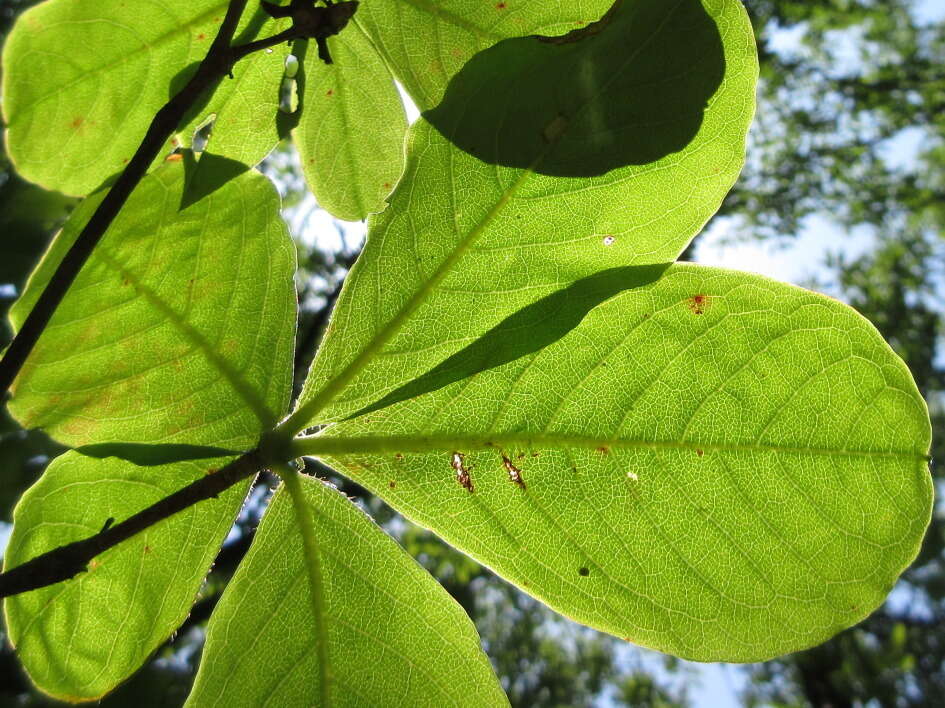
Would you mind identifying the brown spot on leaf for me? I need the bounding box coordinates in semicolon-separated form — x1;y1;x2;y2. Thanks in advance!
143;545;152;554
197;33;206;40
394;453;403;461
696;449;704;457
578;566;590;577
326;89;334;96
596;446;610;455
388;480;396;489
451;452;474;493
687;294;710;315
496;2;507;8
502;455;526;489
70;116;84;129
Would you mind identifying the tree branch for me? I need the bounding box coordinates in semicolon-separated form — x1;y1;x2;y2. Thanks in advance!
0;450;264;598
0;0;364;599
0;0;312;396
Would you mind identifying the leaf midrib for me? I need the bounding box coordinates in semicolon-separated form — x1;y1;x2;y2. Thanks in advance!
95;239;275;429
295;432;931;462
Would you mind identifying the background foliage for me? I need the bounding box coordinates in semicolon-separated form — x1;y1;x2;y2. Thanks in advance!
0;0;942;705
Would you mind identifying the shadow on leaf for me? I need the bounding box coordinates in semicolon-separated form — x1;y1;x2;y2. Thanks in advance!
425;0;724;177
77;442;242;467
180;150;250;210
348;263;670;420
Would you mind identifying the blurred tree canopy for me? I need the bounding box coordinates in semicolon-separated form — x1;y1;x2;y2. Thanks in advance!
0;0;942;706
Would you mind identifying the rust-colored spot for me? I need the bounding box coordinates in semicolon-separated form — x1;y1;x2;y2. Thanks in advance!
388;480;396;489
578;566;590;577
496;2;507;8
451;452;474;493
394;453;403;461
502;455;526;489
70;116;84;129
122;158;129;164
206;468;219;475
696;449;704;457
596;446;610;455
326;89;334;96
687;294;710;315
166;153;183;162
89;560;100;571
197;32;206;40
143;545;152;554
383;182;391;189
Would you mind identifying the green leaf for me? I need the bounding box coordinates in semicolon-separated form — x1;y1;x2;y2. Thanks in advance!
294;25;408;221
290;0;757;427
356;0;617;110
3;451;250;702
1;1;288;196
187;474;509;707
301;265;933;662
9;158;297;450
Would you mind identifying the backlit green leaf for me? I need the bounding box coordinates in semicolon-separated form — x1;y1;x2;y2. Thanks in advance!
291;0;757;427
302;265;932;662
356;0;617;109
9;157;297;450
4;451;249;702
294;23;408;221
187;474;508;707
1;1;288;195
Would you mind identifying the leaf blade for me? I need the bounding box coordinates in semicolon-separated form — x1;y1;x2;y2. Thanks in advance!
8;158;297;450
1;1;287;195
291;0;758;428
308;265;932;662
187;475;508;707
295;25;408;221
356;0;617;109
3;452;250;702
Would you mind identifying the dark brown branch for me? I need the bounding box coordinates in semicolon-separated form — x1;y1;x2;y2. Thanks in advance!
0;1;364;599
0;0;250;396
0;0;362;396
0;0;348;401
0;450;264;598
